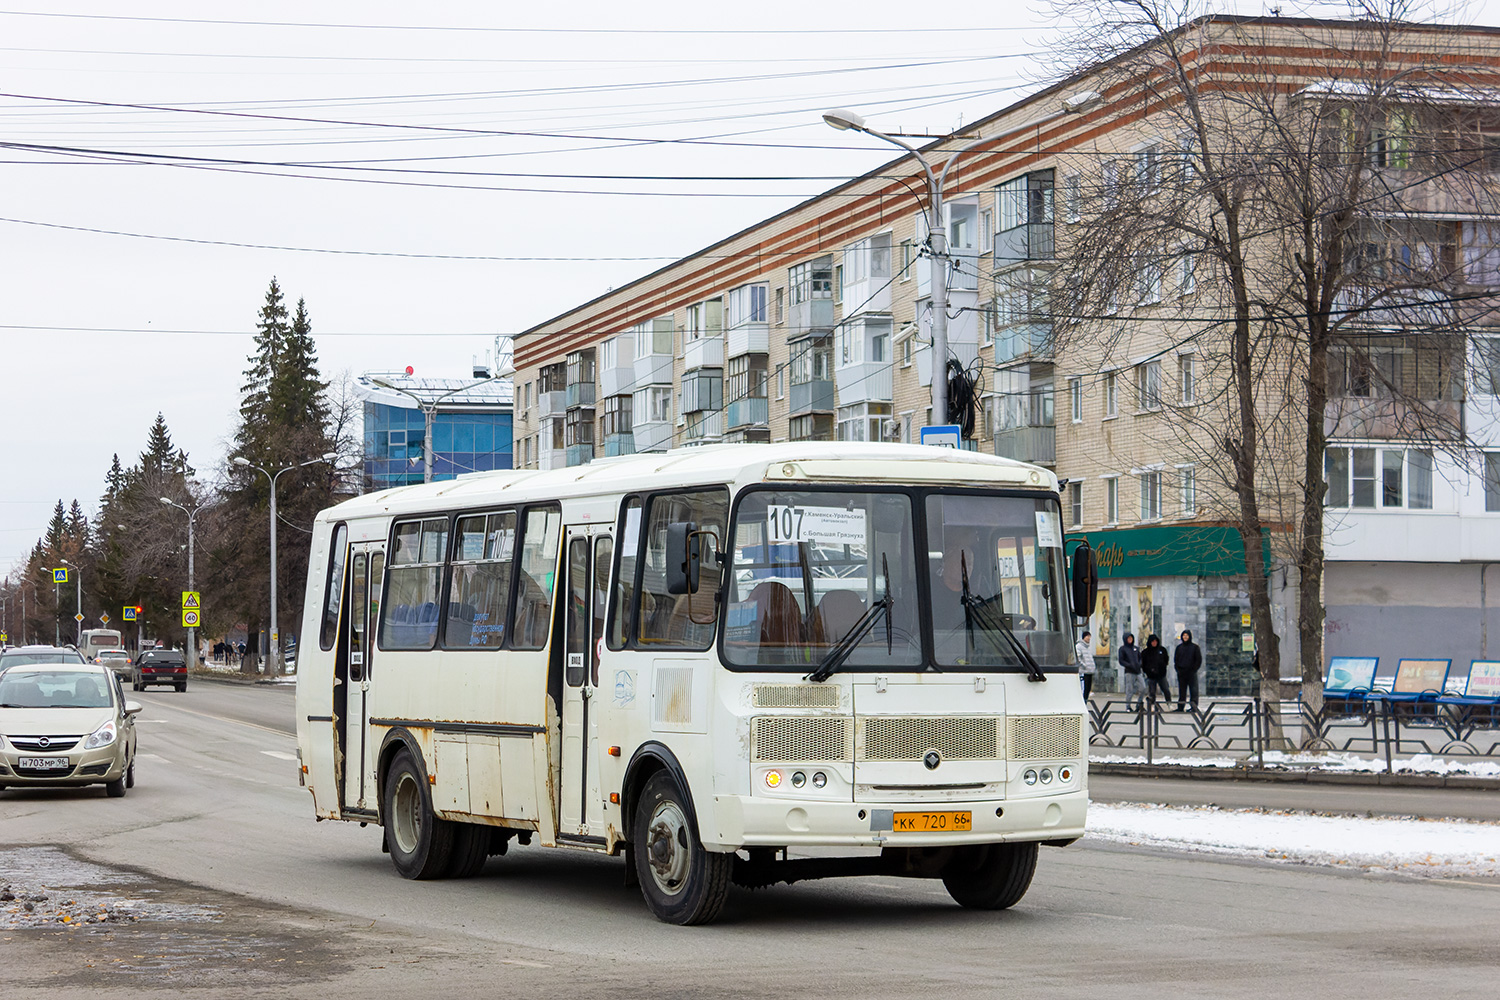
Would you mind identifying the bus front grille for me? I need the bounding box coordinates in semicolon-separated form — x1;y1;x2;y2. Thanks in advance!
752;684;840;709
751;716;852;762
1007;714;1081;760
856;717;1002;761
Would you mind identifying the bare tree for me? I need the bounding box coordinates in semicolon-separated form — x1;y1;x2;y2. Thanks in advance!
1045;3;1500;722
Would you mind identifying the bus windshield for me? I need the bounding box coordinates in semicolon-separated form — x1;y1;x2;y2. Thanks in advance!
723;487;1072;673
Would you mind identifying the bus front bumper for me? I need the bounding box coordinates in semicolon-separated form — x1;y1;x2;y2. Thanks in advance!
707;789;1087;850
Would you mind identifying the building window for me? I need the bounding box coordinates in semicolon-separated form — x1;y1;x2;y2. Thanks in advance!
726;283;768;327
1176;131;1196;183
634;386;672;424
1134;142;1161;194
602;394;633;438
899;240;916;280
1104;372;1118;418
1139;472;1162;521
790;335;832;385
1487;453;1500;512
776;365;785;399
837;401;892;442
1136;361;1162;411
1409;449;1433;509
1180;466;1197;516
901;337;913;367
1069;482;1083;526
789;413;833;441
834;264;844;303
1106;477;1119;524
1064;172;1082;223
1179;354;1196;405
726;354;767;403
979;208;993;254
1325;446;1438;509
1137;258;1163;305
1178;247;1197;295
1069;377;1083;423
790;259;834;305
1102;159;1119;209
775;287;785;324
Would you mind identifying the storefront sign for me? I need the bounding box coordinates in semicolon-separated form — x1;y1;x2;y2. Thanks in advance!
1071;525;1270;579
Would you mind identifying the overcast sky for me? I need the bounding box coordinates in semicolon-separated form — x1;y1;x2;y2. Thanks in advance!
1;0;1494;573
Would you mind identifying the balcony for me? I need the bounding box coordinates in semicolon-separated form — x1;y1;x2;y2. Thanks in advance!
683;411;724;444
994;222;1055;268
603;433;636;457
727;396;768;430
993;322;1052;365
537;445;566;471
599;342;635;397
537;390;566;419
834;362;892;406
788;295;834;335
726;322;769;358
634;347;673;387
632;419;673;453
565;443;594;467
993;425;1056;466
1324;397;1462;440
791;379;835;415
566;382;596;409
684;335;723;371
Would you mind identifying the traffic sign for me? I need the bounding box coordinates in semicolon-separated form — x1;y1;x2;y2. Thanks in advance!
100;613;110;625
182;609;201;628
53;568;68;583
182;591;201;609
0;632;7;643
122;606;138;621
74;613;85;623
920;424;962;448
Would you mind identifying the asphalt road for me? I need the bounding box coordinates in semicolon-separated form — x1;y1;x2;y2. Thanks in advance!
2;678;1497;998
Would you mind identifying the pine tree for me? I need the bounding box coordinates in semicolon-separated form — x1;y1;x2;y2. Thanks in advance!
238;278;289;458
66;500;89;549
140;413;178;480
45;500;66;551
274;297;329;432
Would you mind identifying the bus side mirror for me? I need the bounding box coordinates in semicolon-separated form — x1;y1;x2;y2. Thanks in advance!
1070;540;1099;618
665;522;701;595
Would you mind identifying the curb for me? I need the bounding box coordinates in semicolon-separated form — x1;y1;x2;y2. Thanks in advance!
189;669;296;687
1090;761;1500;789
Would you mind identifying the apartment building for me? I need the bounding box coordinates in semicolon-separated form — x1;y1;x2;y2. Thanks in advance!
514;15;1500;694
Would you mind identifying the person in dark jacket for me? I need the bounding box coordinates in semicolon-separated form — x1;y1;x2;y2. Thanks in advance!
1140;633;1171;707
1174;629;1203;711
1118;632;1145;710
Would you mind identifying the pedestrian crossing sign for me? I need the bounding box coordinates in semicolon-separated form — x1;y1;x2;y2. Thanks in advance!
53;568;68;583
182;591;201;609
122;606;138;621
182;609;201;628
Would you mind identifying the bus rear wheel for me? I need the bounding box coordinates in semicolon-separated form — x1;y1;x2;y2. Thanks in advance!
942;842;1038;910
444;823;490;878
631;771;732;925
383;749;453;880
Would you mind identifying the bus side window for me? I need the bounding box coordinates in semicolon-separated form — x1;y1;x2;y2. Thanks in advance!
445;510;515;650
637;489;727;650
609;497;641;650
511;506;561;650
320;523;349;651
381;518;446;651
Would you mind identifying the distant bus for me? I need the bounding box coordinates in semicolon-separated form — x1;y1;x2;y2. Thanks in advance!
295;442;1098;924
80;629;124;662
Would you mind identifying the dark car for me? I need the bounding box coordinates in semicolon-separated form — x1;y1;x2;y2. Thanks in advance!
132;650;187;692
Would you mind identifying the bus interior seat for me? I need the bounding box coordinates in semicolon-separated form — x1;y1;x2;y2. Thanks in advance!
813;590;866;645
747;581;803;647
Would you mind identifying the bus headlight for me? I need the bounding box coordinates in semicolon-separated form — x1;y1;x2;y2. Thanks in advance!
1040;768;1053;784
812;771;827;788
1023;769;1038;785
791;771;806;788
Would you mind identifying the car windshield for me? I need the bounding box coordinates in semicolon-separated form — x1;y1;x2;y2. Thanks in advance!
144;653;184;663
0;651;85;666
723;487;1073;673
0;671;114;708
724;489;922;669
100;651;129;660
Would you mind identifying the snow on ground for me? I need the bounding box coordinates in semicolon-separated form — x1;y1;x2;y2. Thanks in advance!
1090;751;1500;777
1088;801;1500;878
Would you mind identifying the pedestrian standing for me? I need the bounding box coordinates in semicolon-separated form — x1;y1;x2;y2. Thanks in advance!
1174;629;1203;711
1141;633;1172;707
1118;632;1145;710
237;639;246;665
1075;630;1097;701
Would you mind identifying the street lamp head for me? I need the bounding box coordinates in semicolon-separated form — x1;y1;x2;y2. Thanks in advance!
160;496;174;505
232;457;251;468
494;361;516;379
321;452;337;462
370;377;396;391
822;108;866;132
1062;90;1103;114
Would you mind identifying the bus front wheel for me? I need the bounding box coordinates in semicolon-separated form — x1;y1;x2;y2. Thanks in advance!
942;841;1038;910
631;771;732;925
383;749;454;880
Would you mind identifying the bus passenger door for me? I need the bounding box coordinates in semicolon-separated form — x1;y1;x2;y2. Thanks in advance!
559;527;610;836
339;542;383;813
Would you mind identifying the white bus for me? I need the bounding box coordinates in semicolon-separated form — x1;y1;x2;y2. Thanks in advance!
294;443;1098;924
80;628;124;662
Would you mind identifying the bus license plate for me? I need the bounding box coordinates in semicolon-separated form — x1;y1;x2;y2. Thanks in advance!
892;810;972;832
19;757;70;771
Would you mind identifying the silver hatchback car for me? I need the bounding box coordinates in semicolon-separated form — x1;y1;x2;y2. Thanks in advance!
0;663;140;797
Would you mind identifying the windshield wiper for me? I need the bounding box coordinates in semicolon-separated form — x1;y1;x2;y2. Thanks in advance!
960;553;1047;683
807;554;894;683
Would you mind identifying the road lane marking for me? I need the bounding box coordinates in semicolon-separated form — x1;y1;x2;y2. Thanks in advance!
136;753;171;763
500;959;551;968
261;751;298;761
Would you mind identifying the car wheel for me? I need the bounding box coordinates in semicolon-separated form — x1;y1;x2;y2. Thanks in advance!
126;758;135;789
382;749;453;880
176;683;187;692
941;842;1038;910
132;679;142;691
631;770;732;925
105;775;127;798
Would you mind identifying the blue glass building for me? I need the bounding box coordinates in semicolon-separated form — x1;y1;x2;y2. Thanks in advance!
359;375;513;491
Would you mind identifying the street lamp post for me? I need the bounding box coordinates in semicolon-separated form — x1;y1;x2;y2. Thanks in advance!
161;498;204;673
369;367;513;484
822;92;1100;431
60;558;81;646
234;453;336;675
